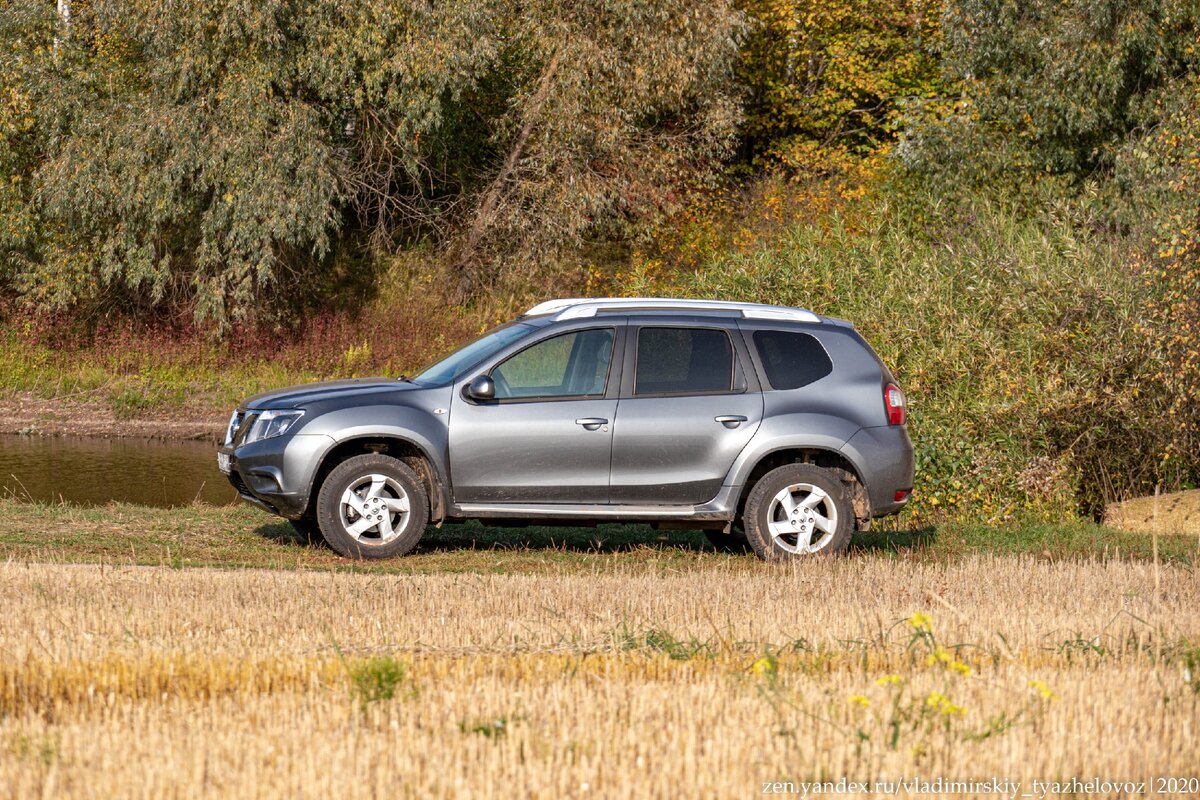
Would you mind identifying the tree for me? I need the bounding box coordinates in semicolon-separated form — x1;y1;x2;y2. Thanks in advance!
737;0;946;175
0;0;744;329
900;0;1199;182
448;0;745;296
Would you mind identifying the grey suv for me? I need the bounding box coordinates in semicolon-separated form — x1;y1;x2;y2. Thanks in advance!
218;298;913;561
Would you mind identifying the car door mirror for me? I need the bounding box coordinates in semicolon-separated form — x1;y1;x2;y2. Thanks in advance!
465;375;495;401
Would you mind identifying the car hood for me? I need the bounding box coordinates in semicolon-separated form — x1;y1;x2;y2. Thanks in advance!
242;378;416;410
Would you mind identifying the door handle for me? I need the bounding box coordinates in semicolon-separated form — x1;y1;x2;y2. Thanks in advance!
715;414;748;429
575;418;609;431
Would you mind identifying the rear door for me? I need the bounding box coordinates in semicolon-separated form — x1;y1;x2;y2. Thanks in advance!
609;320;763;504
448;325;622;503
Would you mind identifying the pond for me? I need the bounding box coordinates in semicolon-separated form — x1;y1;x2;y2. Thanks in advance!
0;435;235;507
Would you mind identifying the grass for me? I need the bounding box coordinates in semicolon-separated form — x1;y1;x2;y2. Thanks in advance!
0;264;498;420
0;545;1196;796
0;499;1195;574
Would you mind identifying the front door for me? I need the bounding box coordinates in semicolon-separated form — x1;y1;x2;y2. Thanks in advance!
448;326;619;503
610;324;763;504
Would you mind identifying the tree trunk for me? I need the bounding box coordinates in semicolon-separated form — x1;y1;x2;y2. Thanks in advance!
53;0;70;53
452;49;561;302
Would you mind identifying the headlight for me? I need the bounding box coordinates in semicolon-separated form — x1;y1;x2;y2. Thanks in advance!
224;409;241;446
242;409;304;445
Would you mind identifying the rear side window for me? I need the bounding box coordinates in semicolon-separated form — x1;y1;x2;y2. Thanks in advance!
752;330;833;390
635;327;734;395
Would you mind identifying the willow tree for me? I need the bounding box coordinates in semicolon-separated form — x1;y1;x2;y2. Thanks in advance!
0;0;743;329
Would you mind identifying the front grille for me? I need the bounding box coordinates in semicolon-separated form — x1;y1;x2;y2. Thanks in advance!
228;470;252;496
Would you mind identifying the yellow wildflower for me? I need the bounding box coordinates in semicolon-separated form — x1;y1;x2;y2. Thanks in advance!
848;695;870;708
908;611;932;632
925;691;965;716
1029;679;1055;700
875;674;902;686
926;646;971;676
750;656;776;677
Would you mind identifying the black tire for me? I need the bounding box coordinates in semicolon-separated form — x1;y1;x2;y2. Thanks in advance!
742;464;854;561
315;454;429;559
703;526;751;553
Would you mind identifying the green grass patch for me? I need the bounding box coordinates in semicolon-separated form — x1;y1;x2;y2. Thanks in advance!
0;500;1192;574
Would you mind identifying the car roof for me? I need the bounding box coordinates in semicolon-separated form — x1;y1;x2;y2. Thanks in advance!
523;297;830;324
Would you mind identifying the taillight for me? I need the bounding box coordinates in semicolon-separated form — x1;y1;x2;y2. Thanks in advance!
884;383;906;426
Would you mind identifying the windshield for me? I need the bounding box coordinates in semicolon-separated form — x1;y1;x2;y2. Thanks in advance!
412;321;536;386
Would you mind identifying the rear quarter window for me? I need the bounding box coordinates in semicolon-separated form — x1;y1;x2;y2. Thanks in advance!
752;330;833;390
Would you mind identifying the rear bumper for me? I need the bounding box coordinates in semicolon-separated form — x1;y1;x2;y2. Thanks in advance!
842;425;914;517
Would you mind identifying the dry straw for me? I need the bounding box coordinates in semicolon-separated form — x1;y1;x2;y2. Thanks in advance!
1;557;1197;797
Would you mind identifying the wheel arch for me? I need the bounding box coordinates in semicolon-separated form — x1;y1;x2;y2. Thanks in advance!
305;435;448;523
735;446;872;530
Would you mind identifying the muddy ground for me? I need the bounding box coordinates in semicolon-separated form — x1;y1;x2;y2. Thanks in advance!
0;394;226;442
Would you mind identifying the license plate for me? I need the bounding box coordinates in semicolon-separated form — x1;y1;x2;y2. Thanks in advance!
217;452;232;475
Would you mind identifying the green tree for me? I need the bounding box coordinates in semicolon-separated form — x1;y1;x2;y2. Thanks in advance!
901;0;1199;182
0;0;744;329
737;0;946;175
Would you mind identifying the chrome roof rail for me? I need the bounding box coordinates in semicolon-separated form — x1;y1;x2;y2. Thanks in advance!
523;297;822;324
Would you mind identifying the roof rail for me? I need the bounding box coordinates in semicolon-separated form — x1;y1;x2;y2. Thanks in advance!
523;297;822;324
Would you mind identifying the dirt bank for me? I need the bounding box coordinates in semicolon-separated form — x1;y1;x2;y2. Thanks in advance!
0;393;226;442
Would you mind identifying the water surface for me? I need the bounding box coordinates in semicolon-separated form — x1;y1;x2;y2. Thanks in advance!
0;435;236;507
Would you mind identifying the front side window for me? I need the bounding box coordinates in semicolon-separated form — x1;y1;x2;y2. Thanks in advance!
635;327;734;396
414;322;536;385
491;328;615;400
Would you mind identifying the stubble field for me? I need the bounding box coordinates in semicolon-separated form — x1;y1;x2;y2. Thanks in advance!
1;525;1197;798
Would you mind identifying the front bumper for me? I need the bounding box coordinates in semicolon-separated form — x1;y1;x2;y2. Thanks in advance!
219;433;333;520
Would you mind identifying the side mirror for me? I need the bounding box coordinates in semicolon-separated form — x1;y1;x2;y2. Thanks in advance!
465;375;495;401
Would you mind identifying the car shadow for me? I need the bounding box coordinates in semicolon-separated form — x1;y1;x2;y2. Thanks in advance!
255;519;937;557
849;526;939;555
414;522;715;554
254;519;715;554
256;519;325;548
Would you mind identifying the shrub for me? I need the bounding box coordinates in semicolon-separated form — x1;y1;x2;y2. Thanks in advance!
1137;74;1200;485
621;174;1179;519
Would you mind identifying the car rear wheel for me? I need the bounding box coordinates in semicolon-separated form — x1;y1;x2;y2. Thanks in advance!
315;454;429;559
743;464;853;561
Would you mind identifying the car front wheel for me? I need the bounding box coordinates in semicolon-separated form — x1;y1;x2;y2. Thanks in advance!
315;454;429;559
743;464;853;561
